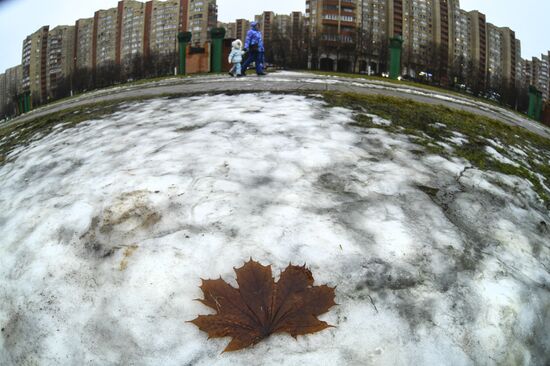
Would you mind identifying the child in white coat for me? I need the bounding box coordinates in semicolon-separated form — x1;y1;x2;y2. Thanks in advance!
228;39;245;77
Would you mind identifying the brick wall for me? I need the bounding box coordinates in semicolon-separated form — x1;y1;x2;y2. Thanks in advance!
186;42;211;74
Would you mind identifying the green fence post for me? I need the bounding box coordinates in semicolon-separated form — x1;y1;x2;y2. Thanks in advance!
536;90;543;121
389;36;403;80
24;92;31;113
210;28;226;73
17;94;23;115
178;32;192;75
528;86;542;121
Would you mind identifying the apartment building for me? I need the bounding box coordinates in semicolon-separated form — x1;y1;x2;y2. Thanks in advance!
226;22;236;39
433;0;458;79
401;0;436;74
274;14;290;38
22;26;49;103
235;19;250;41
1;65;22;115
5;66;22;97
306;0;358;43
467;10;486;86
360;0;388;46
117;0;146;65
514;39;522;87
486;23;502;87
453;9;471;70
499;27;518;87
145;0;181;56
217;21;236;39
522;59;533;86
258;12;275;42
188;0;218;46
0;74;5;117
46;25;75;97
93;8;118;69
74;18;95;69
290;12;305;45
531;54;550;100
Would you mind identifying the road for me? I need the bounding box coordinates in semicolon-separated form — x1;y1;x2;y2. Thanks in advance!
6;71;550;139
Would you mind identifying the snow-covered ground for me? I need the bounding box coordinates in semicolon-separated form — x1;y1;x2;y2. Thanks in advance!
0;93;548;365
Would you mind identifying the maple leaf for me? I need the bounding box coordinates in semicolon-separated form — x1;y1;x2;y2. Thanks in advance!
190;259;336;352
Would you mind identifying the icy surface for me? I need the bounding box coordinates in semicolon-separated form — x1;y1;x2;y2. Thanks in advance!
0;94;549;366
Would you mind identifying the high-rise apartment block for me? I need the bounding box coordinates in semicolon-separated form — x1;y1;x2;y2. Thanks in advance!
304;0;527;92
531;53;550;100
258;12;275;42
216;21;233;38
10;0;201;107
46;25;75;97
0;65;22;116
93;8;118;68
235;19;250;41
75;18;95;70
117;0;146;65
361;0;388;47
22;26;49;102
306;0;358;44
274;14;290;38
187;0;218;46
0;74;5;117
146;0;182;56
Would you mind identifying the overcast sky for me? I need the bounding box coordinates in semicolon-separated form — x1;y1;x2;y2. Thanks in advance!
0;0;548;72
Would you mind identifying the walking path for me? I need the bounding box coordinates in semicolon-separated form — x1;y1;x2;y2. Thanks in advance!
6;71;550;139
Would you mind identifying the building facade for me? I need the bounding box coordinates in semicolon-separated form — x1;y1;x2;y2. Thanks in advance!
22;26;49;103
146;0;181;56
273;14;290;38
117;0;146;66
75;18;95;70
3;66;22;115
235;19;250;41
0;74;5;117
531;53;550;100
46;25;75;98
93;8;118;69
187;0;218;46
259;11;275;42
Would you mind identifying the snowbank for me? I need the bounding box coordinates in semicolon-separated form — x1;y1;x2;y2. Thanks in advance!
0;94;548;365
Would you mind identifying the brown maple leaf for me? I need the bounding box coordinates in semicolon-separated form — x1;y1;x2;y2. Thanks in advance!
190;259;336;352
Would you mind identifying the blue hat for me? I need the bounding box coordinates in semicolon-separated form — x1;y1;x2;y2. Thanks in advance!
251;21;258;28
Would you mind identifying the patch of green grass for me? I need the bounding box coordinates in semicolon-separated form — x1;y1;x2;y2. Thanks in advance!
310;70;532;121
323;92;550;204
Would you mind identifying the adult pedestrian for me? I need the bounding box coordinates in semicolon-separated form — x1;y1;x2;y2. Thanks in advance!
241;22;266;76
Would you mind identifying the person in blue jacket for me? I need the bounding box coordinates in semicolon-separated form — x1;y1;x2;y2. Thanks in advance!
241;22;266;76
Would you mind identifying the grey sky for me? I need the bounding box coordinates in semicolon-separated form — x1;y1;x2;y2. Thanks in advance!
0;0;548;72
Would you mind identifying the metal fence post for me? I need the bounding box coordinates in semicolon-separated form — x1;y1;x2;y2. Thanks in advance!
389;36;403;80
178;32;192;75
210;28;226;73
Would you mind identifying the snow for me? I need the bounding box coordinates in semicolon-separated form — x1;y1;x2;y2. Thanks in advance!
485;146;521;167
446;136;468;146
0;93;549;366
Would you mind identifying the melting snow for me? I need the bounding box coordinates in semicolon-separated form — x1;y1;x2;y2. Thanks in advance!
485;146;521;167
0;93;548;366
